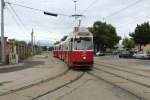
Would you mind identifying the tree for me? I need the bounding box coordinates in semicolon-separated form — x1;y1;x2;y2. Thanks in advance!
129;22;150;46
48;46;53;51
54;41;60;45
41;46;47;51
89;21;121;52
122;38;135;50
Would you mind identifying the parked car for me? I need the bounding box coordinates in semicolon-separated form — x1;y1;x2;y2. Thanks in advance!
133;51;150;59
96;51;105;56
119;50;134;58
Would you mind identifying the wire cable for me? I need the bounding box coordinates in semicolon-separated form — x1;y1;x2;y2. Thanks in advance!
7;3;27;30
104;0;144;19
117;13;150;29
74;0;99;27
6;6;24;33
6;7;29;38
5;1;71;17
81;0;99;14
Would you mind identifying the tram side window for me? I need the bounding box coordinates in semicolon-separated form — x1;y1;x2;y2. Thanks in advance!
65;44;67;50
68;41;72;51
59;46;61;50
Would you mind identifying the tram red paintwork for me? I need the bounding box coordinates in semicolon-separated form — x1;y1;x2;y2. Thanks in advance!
53;27;93;69
66;50;93;68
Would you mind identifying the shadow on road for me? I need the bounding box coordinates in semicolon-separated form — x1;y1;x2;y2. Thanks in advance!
72;68;93;72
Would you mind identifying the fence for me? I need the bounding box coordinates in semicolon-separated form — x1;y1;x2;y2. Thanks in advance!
0;37;35;64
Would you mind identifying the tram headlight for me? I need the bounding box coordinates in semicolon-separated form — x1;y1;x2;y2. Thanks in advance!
83;56;86;60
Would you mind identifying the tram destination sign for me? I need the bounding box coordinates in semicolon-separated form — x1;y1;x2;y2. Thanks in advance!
77;32;90;36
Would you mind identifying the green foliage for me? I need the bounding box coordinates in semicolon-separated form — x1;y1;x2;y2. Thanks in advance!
54;41;60;45
28;42;31;46
14;40;27;45
9;39;27;45
122;38;135;50
129;22;150;45
42;46;47;51
89;21;121;51
48;46;53;51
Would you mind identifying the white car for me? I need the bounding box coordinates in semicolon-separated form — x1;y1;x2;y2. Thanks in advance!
96;51;105;56
133;51;150;59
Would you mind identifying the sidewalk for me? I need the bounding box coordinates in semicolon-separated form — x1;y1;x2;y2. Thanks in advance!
0;63;24;69
0;58;45;73
0;52;68;95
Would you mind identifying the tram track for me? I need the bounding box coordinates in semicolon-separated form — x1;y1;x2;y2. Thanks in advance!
95;63;150;80
0;68;70;96
87;61;150;100
0;69;85;100
93;66;150;88
95;61;150;72
31;71;85;100
87;72;145;100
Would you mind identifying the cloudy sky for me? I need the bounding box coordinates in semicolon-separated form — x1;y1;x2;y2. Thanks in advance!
1;0;150;45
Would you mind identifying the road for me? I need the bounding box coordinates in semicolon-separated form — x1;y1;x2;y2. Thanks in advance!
0;53;150;100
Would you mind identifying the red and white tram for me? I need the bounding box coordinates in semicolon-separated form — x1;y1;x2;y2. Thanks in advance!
53;27;93;68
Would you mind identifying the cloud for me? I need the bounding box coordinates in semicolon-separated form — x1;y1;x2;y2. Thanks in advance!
1;0;150;45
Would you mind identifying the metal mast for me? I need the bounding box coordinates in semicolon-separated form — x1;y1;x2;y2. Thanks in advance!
1;0;6;64
31;28;33;55
73;0;83;28
74;0;77;20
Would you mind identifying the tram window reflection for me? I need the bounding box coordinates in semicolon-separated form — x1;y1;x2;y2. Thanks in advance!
74;37;93;50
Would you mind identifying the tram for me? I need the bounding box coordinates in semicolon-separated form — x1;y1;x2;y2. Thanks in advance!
53;27;93;68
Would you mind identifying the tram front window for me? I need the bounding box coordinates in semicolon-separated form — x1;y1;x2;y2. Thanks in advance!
74;37;93;50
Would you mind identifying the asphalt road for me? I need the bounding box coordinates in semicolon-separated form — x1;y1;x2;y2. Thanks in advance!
95;55;150;66
1;54;150;100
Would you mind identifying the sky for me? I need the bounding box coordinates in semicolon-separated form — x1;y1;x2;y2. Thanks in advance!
1;0;150;46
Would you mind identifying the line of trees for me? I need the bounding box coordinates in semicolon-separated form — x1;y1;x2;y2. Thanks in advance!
89;21;150;52
122;22;150;50
88;21;121;52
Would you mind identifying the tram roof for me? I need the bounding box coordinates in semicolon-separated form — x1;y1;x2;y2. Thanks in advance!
67;27;93;39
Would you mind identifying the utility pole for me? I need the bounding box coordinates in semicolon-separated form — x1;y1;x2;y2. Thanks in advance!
1;0;6;64
31;28;33;55
74;0;77;26
33;36;35;54
72;0;84;28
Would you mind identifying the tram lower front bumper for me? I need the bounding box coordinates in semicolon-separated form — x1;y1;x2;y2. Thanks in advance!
72;61;93;67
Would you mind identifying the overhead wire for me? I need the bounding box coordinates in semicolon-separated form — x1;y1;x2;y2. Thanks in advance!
117;13;150;29
6;0;147;37
5;3;30;39
7;3;27;30
79;0;145;26
78;0;100;27
80;0;99;14
5;1;75;32
5;1;74;39
6;7;30;39
104;0;144;19
80;0;148;32
5;1;71;17
113;6;150;29
6;6;24;33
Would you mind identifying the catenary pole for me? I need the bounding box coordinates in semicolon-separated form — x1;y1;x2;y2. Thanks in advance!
31;28;33;55
1;0;6;64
